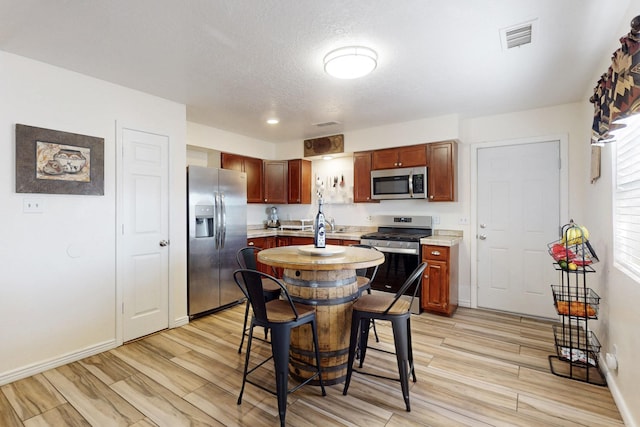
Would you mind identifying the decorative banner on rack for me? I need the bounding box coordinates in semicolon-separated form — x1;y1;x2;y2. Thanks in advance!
303;134;344;157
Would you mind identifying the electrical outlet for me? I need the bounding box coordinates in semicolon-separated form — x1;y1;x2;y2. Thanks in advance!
433;216;440;225
458;217;469;225
23;198;44;213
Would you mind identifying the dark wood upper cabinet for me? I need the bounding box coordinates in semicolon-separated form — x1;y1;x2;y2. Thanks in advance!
353;151;378;203
221;153;264;203
263;160;288;204
427;140;457;202
372;144;427;170
287;159;312;204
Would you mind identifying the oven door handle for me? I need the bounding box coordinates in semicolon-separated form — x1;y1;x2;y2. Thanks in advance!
373;246;419;256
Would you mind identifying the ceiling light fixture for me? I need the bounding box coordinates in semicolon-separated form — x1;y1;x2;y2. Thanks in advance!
323;46;378;79
266;118;279;125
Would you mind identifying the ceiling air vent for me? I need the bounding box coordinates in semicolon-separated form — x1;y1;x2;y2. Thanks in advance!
313;121;341;127
500;20;536;50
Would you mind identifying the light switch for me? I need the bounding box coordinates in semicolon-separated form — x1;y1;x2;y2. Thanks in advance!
23;198;44;213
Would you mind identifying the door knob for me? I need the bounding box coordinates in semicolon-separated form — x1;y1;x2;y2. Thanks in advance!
478;234;487;240
159;240;169;247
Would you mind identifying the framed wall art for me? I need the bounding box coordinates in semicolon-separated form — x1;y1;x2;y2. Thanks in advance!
303;134;344;157
15;124;104;195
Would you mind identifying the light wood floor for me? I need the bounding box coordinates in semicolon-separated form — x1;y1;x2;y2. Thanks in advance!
1;305;624;426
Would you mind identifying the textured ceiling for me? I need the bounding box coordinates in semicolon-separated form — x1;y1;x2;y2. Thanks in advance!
0;0;632;143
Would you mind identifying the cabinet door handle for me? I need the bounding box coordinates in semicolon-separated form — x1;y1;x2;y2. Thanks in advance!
431;250;440;256
248;241;255;246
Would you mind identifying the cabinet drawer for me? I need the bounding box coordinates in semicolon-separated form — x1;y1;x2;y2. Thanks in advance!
422;245;449;261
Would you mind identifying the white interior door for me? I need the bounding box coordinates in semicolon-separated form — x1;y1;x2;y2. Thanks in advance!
121;128;169;341
477;141;560;318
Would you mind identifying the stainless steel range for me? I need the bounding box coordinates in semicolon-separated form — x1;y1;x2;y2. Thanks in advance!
360;215;432;314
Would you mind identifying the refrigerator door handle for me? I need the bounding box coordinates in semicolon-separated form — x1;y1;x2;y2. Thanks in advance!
220;192;227;249
213;191;220;249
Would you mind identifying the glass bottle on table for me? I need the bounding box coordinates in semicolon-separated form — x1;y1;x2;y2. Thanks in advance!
314;198;326;248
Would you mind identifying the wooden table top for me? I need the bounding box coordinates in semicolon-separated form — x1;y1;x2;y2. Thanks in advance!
257;245;384;271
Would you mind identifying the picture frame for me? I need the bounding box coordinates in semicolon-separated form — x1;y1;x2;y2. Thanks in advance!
303;134;344;157
16;124;104;195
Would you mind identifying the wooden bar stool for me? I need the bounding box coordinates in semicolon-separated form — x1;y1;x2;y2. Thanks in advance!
342;262;427;412
236;246;282;353
233;269;326;427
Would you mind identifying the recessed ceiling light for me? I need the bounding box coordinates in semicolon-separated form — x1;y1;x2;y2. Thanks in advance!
324;46;377;79
266;118;279;125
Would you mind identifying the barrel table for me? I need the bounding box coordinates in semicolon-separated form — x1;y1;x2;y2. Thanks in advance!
257;244;384;385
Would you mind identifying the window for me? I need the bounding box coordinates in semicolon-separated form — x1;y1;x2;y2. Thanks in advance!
613;116;640;279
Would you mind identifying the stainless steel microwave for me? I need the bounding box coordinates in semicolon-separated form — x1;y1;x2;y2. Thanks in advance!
371;166;428;200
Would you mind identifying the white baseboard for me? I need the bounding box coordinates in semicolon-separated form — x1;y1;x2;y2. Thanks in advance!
458;298;471;308
172;315;189;328
599;354;638;427
0;339;117;386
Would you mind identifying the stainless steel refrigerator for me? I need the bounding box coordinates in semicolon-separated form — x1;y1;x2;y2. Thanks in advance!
187;166;247;317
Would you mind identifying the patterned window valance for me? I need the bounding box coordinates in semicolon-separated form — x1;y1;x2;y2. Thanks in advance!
590;15;640;143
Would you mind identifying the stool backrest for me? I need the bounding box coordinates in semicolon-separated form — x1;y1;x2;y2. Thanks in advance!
350;244;381;281
233;269;300;322
237;246;278;276
237;246;261;270
383;262;427;315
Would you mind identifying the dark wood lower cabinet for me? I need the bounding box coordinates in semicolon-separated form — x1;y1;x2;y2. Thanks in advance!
421;244;459;316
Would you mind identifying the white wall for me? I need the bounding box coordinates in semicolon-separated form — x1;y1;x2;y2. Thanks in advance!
187;121;275;160
0;51;187;384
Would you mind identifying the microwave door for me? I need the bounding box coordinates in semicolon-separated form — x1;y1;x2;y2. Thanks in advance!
372;174;409;200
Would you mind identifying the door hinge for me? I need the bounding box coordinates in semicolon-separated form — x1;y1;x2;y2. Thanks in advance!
122;302;124;314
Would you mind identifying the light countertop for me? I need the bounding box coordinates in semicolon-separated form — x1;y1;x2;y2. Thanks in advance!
247;226;371;241
248;226;462;246
420;230;463;247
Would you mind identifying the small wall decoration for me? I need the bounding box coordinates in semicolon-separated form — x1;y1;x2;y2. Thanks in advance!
303;134;344;157
16;124;104;195
590;145;601;184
